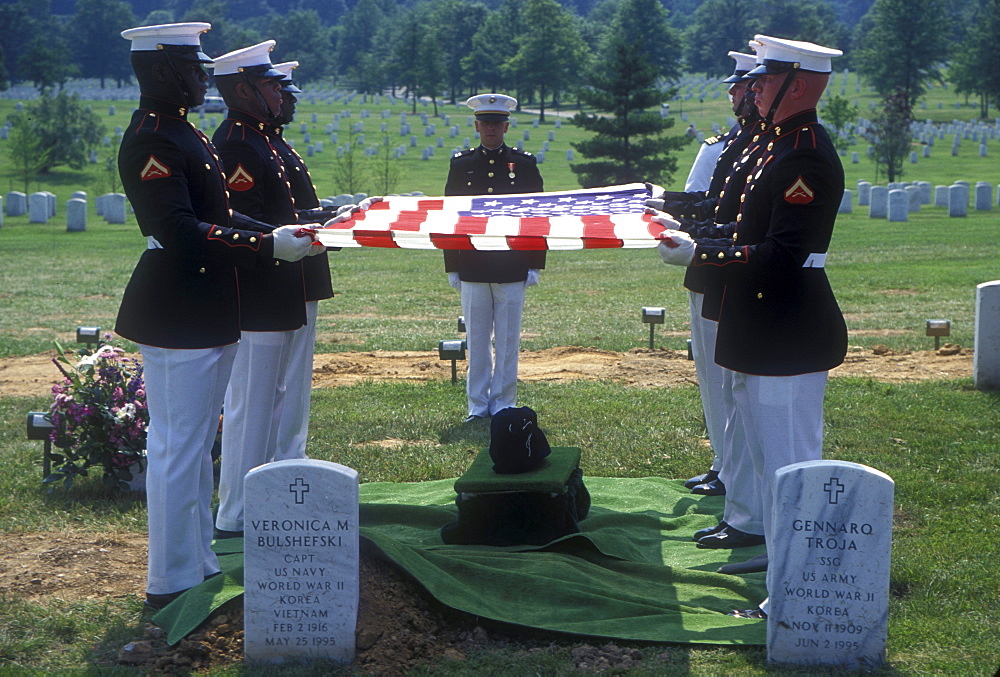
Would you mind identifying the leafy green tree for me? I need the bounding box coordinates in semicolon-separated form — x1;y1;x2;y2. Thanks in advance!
863;88;911;183
370;136;401;195
395;9;445;116
685;0;763;75
73;0;135;88
6;112;49;194
6;92;103;175
757;0;846;47
432;0;489;103
821;94;859;151
0;0;52;84
463;0;527;96
605;0;682;76
852;0;950;107
0;43;9;91
19;35;78;92
949;0;1000;118
570;38;689;187
268;10;333;83
334;0;395;77
506;0;584;122
330;127;371;196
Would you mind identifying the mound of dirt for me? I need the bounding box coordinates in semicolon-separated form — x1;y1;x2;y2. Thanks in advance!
1;345;974;399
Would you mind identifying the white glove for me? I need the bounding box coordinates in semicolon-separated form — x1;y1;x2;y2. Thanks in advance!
648;210;682;229
657;229;696;267
323;211;355;227
525;269;540;287
644;182;666;200
271;225;314;262
448;272;461;290
645;198;666;211
357;196;383;211
306;242;327;256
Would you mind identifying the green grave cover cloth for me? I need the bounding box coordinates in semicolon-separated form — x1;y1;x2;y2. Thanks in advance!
453;446;582;494
154;477;766;646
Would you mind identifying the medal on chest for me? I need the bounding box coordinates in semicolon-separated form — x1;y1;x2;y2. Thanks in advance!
507;162;516;179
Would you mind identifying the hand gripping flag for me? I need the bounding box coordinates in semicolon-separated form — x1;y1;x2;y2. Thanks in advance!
315;183;668;250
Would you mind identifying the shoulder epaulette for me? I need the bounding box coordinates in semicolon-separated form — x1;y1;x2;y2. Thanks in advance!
704;135;722;146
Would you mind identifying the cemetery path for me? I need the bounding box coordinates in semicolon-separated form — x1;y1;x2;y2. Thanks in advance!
1;345;973;399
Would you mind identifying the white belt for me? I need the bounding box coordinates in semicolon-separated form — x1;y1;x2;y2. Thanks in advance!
147;236;163;249
802;253;826;268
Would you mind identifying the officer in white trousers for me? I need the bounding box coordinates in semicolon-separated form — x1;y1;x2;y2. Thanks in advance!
115;23;315;609
443;94;545;423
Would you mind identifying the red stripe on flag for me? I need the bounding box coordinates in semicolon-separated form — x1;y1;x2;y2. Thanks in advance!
454;216;490;235
518;216;551;237
429;233;475;250
581;237;623;249
506;235;549;250
644;212;667;239
353;231;400;248
389;211;431;231
368;201;391;210
580;214;617;239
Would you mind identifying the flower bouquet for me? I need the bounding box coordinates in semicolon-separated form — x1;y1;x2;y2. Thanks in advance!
46;337;149;491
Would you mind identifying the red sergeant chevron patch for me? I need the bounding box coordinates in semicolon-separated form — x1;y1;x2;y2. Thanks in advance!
228;164;255;191
784;176;815;204
140;155;171;181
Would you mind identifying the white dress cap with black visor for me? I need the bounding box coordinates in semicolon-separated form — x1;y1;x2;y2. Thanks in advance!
121;22;213;63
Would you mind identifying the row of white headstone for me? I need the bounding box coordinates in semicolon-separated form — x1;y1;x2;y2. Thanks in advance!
2;190;127;229
837;181;997;218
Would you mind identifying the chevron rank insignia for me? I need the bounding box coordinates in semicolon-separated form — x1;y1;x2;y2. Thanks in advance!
228;164;255;191
784;176;814;204
140;155;171;181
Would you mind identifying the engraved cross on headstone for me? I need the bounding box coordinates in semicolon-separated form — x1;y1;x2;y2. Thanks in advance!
289;477;310;504
824;477;845;504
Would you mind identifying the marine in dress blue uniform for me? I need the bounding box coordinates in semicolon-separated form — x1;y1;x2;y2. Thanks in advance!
654;36;848;616
115;23;314;609
269;61;338;464
444;94;545;422
210;41;327;537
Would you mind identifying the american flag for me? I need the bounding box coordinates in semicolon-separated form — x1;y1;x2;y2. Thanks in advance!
315;183;666;250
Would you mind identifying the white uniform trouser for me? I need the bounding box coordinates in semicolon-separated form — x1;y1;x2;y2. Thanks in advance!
688;292;726;472
140;343;237;595
274;301;318;462
461;280;526;417
719;368;763;534
730;370;828;602
215;329;296;532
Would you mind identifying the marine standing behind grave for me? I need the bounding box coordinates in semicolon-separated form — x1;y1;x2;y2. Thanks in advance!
114;23;315;610
267;60;342;464
648;50;761;501
444;94;545;423
210;41;326;539
653;35;848;618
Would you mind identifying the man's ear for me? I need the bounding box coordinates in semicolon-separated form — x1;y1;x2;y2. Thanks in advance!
150;61;169;85
788;75;808;101
234;80;253;102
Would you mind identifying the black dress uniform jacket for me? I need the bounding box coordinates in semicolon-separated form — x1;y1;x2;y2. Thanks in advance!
269;125;334;302
115;96;278;349
691;109;848;376
213;109;306;331
676;120;760;301
443;144;546;282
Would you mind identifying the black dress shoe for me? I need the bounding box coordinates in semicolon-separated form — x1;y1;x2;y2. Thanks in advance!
718;553;768;574
691;478;726;496
144;589;188;611
683;469;718;489
729;607;767;619
697;525;765;549
214;528;244;540
693;520;728;542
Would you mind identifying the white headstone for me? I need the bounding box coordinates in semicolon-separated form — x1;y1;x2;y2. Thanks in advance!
104;193;127;224
933;185;949;207
948;184;968;217
904;185;921;212
5;191;27;216
244;459;359;664
66;198;87;232
856;181;871;205
868;186;889;219
837;189;852;213
768;460;893;670
974;182;992;210
973;280;1000;390
29;192;49;223
916;181;932;204
887;189;907;221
